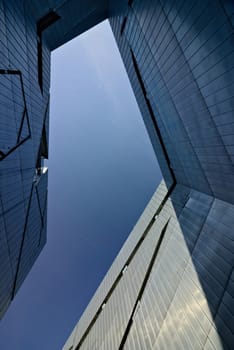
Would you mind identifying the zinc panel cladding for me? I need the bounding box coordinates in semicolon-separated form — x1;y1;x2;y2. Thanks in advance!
73;185;233;350
0;0;49;318
64;181;169;349
124;191;214;350
14;171;48;296
79;220;163;350
0;200;13;317
110;0;234;204
123;1;213;194
109;13;174;188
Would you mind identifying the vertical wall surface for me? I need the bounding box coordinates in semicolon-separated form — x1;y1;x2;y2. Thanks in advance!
63;181;234;350
109;0;234;204
63;0;234;349
0;0;109;321
0;0;49;318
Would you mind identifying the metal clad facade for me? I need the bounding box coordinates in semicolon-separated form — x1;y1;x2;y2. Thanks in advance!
64;182;234;350
0;0;49;318
64;0;234;349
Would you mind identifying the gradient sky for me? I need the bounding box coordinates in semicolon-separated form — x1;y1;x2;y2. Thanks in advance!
0;21;161;349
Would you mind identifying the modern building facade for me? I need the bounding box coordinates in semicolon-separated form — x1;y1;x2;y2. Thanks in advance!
0;0;234;349
0;0;49;318
63;1;234;349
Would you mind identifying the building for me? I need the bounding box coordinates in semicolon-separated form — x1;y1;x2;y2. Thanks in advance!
0;0;233;348
63;1;234;349
0;0;49;318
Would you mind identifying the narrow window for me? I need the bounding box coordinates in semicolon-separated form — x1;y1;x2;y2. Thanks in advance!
120;16;127;35
130;49;176;182
40;123;48;159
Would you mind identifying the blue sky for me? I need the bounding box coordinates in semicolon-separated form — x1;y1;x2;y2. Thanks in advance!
0;21;161;349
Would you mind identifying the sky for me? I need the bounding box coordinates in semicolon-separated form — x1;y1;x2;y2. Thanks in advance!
0;21;161;349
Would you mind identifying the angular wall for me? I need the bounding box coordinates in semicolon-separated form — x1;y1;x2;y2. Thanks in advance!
109;0;234;204
63;180;234;350
63;0;234;349
0;0;109;322
0;0;49;318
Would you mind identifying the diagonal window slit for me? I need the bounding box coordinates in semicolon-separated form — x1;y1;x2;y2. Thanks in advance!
120;16;127;35
130;49;176;184
118;219;170;350
74;184;174;349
